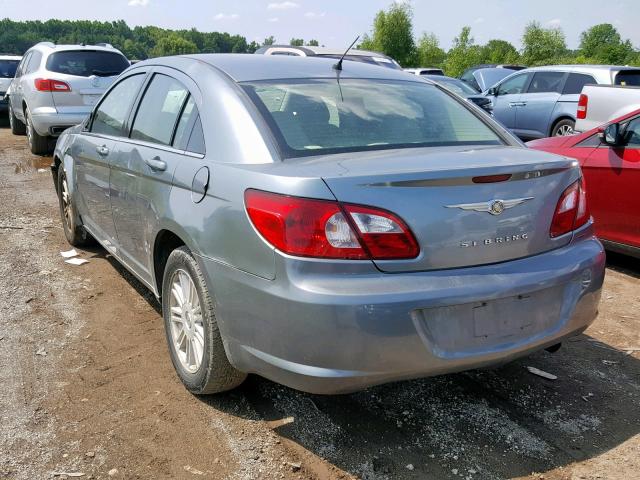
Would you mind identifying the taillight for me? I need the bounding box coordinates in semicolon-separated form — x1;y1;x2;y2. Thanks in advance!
34;78;71;92
550;178;590;238
244;189;419;260
577;94;588;119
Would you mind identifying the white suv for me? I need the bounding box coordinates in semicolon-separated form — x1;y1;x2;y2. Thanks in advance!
7;42;129;154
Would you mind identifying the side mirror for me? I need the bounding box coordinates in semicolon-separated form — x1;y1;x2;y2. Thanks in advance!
487;87;498;96
599;123;621;146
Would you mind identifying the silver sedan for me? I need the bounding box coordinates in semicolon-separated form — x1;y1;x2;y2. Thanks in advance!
53;55;605;395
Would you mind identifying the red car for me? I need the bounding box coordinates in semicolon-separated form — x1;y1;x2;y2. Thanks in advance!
528;109;640;257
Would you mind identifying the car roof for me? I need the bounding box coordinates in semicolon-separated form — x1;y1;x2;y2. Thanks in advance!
257;45;390;58
30;42;124;54
170;53;418;83
523;64;640;73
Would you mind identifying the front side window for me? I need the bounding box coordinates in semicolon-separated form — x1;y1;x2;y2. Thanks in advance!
243;79;503;158
562;73;596;95
0;59;20;78
497;73;530;95
527;71;565;94
91;74;145;137
46;50;129;77
131;74;188;146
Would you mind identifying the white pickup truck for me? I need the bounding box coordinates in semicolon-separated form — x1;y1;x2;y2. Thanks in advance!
575;84;640;132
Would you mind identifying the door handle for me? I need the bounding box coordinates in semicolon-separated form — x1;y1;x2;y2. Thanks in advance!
509;102;526;107
96;145;110;156
144;156;167;172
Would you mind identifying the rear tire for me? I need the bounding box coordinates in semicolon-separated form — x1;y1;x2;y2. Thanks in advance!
57;167;95;247
162;246;247;394
26;108;50;155
552;119;575;137
8;102;26;135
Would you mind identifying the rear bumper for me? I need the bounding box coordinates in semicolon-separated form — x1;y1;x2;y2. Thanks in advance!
199;229;605;394
30;107;88;136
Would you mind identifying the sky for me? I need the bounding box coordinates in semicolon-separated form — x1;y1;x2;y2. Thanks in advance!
0;0;638;50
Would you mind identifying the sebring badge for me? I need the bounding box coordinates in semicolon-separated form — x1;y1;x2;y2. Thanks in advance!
445;197;534;216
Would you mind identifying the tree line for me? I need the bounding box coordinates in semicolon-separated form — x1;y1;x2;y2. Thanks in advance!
1;6;638;78
359;2;640;76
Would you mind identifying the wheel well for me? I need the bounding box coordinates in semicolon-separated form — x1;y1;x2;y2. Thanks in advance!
550;116;575;136
153;230;186;296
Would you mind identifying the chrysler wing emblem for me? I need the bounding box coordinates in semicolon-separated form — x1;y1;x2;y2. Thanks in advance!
446;197;534;215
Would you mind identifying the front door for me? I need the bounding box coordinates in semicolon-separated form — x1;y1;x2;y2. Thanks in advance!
583;116;640;248
490;72;531;131
75;72;146;249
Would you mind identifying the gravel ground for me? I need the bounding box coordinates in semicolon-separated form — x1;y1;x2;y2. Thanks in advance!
0;125;638;480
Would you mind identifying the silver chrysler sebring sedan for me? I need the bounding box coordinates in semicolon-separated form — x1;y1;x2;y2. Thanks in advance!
52;54;605;395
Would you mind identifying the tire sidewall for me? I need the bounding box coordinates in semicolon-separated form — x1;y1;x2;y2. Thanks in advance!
57;167;85;245
162;249;213;392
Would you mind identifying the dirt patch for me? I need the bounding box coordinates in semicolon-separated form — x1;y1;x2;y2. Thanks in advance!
0;127;638;480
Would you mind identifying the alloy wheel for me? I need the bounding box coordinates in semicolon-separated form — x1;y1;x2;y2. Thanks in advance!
61;177;73;231
168;269;205;373
555;124;574;136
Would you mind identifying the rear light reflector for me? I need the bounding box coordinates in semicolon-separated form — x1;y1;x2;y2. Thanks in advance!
577;94;588;119
549;178;590;238
34;78;71;92
244;189;419;260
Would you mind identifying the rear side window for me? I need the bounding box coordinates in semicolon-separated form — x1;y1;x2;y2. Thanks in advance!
186;117;205;155
0;59;20;78
46;50;129;77
25;52;42;74
91;74;145;137
562;73;596;94
131;74;188;146
243;79;503;158
527;71;565;93
615;71;640;86
173;96;205;154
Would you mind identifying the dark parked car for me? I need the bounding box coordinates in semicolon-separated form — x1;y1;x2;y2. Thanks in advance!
460;64;526;92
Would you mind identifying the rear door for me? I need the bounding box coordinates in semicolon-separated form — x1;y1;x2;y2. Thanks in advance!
490;72;531;130
110;68;199;284
515;71;566;139
75;72;147;247
45;50;129;117
583;116;640;248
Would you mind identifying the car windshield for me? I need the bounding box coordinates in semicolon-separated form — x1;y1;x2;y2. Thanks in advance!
46;50;129;77
243;79;503;158
0;59;20;79
432;78;477;97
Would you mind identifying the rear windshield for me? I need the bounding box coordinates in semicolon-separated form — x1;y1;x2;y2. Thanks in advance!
243;79;503;158
0;59;20;78
433;78;477;97
46;50;129;77
615;70;640;87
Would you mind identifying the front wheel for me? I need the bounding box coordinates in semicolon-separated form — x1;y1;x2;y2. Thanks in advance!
26;109;50;155
162;246;247;394
57;167;94;247
552;119;575;137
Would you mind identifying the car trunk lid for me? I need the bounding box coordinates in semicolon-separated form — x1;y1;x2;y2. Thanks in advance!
50;74;117;114
308;146;579;272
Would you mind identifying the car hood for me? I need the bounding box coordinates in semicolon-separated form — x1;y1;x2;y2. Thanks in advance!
526;135;578;149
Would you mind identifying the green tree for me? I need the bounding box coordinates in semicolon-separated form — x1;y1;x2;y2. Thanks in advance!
579;23;635;64
444;26;483;77
365;2;416;66
150;34;198;57
262;35;276;46
290;38;304;46
306;39;319;46
521;21;567;65
481;39;520;64
415;32;446;67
